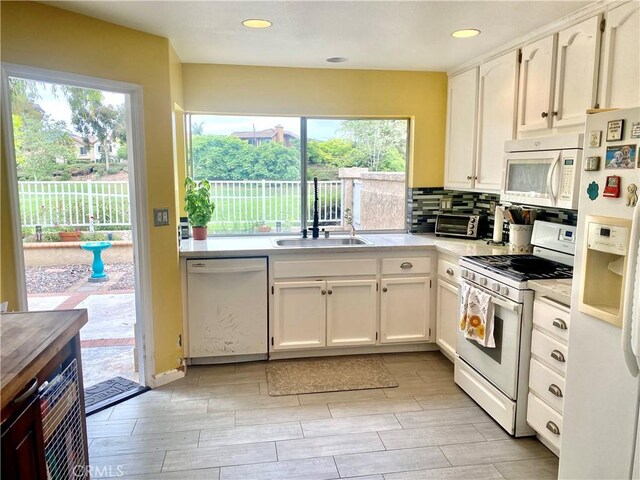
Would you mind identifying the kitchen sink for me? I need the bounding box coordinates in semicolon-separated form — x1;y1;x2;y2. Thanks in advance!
272;237;372;247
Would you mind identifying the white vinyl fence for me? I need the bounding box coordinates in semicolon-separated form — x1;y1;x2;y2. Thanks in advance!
18;180;344;229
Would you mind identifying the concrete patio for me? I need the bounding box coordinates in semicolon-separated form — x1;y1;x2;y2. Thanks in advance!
27;262;139;388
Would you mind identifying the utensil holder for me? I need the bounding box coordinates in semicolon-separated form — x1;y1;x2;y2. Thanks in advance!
509;224;533;253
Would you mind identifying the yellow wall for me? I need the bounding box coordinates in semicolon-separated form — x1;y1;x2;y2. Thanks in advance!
182;64;448;187
1;2;183;375
1;131;20;311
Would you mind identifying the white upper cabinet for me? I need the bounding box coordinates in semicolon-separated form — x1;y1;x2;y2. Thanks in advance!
600;2;640;109
445;67;478;190
518;35;558;133
475;50;519;192
553;15;601;128
518;15;602;134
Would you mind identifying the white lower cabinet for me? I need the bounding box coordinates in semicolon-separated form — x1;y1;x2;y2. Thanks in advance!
326;280;377;347
380;277;431;343
436;279;459;360
273;281;327;350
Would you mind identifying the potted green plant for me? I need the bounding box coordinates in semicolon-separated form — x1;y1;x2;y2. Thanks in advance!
57;225;81;242
184;177;215;240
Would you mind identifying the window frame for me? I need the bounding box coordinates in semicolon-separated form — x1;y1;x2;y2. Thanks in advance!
185;113;411;236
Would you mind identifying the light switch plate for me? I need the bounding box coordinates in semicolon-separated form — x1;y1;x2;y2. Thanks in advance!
154;208;170;226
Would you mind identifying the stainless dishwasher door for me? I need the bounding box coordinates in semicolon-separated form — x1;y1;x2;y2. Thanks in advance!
187;258;267;358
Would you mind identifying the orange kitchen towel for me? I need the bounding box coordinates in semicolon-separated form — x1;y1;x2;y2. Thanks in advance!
459;283;495;348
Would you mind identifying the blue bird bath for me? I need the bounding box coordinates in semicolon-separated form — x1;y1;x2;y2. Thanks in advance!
80;241;112;282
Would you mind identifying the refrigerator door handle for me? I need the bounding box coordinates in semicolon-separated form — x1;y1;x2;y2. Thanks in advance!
622;202;640;377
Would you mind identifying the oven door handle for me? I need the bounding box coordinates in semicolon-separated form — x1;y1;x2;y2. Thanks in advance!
461;280;521;313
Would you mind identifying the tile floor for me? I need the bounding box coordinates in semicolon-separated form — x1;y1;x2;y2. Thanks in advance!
87;352;558;479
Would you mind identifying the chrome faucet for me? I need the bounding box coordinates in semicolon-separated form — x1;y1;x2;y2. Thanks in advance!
344;208;356;237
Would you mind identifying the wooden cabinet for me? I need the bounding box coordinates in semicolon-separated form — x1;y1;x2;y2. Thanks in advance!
518;16;601;134
600;2;640;109
273;281;327;350
445;68;478;190
326;280;377;347
475;51;519;192
380;277;431;343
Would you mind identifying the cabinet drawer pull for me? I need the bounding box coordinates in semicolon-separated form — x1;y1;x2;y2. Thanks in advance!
446;268;454;276
382;287;388;292
548;384;563;397
552;318;567;330
13;377;39;405
546;421;560;435
321;290;326;295
400;262;413;269
551;350;566;363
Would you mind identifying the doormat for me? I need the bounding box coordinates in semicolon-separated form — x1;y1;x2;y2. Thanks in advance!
84;376;149;415
266;355;398;396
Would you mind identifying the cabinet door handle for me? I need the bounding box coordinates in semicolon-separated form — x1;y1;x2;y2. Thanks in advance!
551;350;566;363
552;318;567;330
446;268;454;276
327;290;333;295
13;377;39;405
400;262;413;269
541;111;548;118
466;175;472;180
382;287;388;292
321;290;326;295
548;384;563;397
546;421;560;435
552;111;558;117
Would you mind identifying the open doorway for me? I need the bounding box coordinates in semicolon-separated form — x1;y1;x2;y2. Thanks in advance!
3;68;150;413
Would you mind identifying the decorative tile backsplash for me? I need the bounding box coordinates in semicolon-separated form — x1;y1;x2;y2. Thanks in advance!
408;187;578;241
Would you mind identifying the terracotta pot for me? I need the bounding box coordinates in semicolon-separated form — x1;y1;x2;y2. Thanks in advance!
59;231;81;242
258;225;271;232
192;226;208;240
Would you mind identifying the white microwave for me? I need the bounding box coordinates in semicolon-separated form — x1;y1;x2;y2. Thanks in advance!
502;134;583;210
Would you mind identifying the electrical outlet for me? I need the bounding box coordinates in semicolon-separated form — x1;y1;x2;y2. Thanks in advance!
489;201;497;214
439;197;453;211
154;208;170;226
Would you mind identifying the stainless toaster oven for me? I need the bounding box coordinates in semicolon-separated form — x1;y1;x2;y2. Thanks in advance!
435;213;487;238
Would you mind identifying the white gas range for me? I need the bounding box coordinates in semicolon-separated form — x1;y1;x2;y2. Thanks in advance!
454;221;576;436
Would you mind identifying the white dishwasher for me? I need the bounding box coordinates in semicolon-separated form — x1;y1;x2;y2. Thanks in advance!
186;257;268;362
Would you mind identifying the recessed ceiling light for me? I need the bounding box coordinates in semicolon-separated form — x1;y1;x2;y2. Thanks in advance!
242;19;272;29
326;57;349;63
451;29;481;38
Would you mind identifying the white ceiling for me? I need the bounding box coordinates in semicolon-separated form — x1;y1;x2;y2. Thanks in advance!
47;1;594;71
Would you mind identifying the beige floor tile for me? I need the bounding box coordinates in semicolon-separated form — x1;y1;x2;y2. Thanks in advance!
342;476;384;480
89;451;165;478
383;382;461;399
188;364;237;376
111;399;208;420
302;413;402;437
415;369;455;382
494;457;559;479
121;467;220;479
199;422;303;447
87;419;136;439
382;353;434;363
198;371;266;387
208;393;299;412
163;442;277;472
396;406;490;429
473;422;512;441
298;389;387;405
116;390;173;405
334;446;450;477
415;393;476;411
440;438;554;467
234;362;268;373
378;424;486;450
87;407;114;422
170;383;260;401
329;398;422;418
133;411;234;435
90;431;199;455
383;464;503;479
235;404;331;426
277;432;384;460
219;457;339;480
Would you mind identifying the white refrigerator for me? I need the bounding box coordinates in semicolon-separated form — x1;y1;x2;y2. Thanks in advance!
560;107;640;479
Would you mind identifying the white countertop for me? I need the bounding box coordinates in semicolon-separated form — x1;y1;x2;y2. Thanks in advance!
527;278;573;307
179;233;512;258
